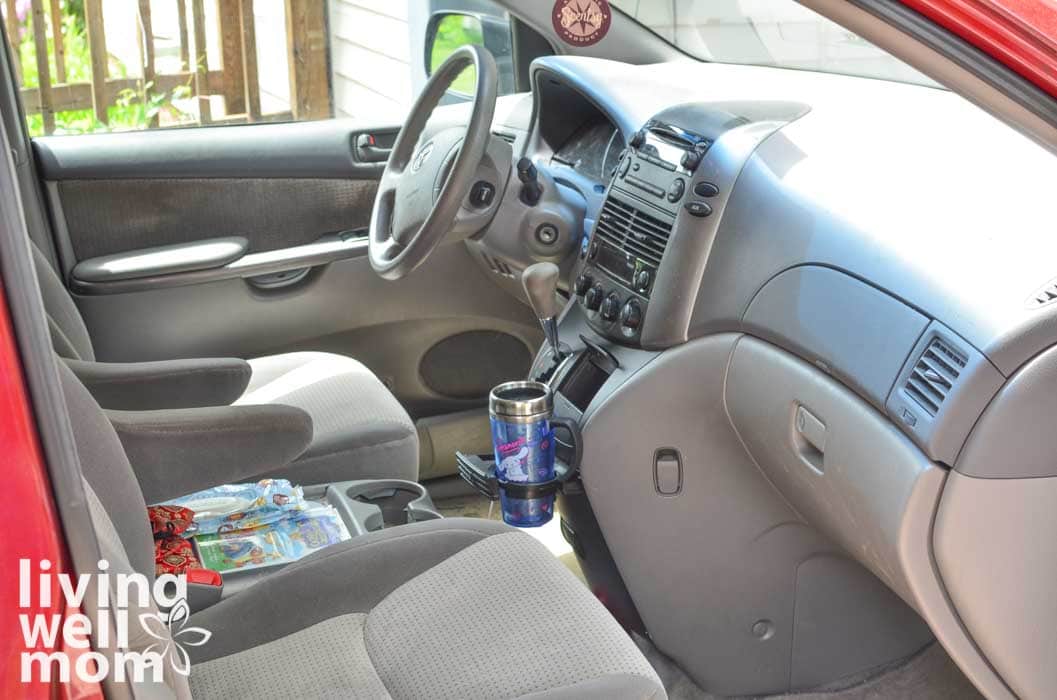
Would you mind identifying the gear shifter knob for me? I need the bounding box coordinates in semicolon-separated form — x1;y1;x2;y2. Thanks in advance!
522;263;564;362
522;263;562;320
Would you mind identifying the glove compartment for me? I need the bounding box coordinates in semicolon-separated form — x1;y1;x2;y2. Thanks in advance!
725;336;1015;700
726;336;938;605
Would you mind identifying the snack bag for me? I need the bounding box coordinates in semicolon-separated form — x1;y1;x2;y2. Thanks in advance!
194;502;350;572
160;479;306;535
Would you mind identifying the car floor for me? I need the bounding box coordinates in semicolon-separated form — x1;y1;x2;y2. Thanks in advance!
636;636;984;700
426;478;981;700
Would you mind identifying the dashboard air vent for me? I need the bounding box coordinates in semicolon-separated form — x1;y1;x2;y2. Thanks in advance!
1027;278;1057;309
595;197;674;266
482;253;515;279
493;131;517;145
904;338;967;416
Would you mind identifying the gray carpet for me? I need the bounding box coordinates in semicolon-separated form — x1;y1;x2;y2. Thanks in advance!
635;636;984;700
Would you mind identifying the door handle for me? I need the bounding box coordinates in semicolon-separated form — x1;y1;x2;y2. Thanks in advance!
793;404;826;473
356;134;393;163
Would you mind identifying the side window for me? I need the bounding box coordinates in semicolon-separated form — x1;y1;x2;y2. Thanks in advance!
2;0;549;138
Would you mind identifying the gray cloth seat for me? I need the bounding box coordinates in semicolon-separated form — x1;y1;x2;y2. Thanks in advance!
235;352;418;483
33;244;418;485
60;360;665;700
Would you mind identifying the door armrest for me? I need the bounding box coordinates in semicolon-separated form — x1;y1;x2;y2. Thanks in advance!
108;404;314;504
71;237;248;283
63;357;252;410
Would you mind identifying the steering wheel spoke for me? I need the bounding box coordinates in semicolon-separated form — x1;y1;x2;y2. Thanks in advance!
368;45;498;281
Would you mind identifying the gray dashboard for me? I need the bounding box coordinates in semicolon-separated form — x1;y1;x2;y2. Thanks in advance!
524;55;1057;470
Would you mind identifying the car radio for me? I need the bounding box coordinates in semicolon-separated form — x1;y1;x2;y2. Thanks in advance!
574;119;714;345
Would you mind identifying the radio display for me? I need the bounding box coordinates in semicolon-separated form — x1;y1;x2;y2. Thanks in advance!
596;244;636;285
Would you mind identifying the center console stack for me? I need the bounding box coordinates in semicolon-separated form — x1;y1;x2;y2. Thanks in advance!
572;102;806;349
573;115;715;345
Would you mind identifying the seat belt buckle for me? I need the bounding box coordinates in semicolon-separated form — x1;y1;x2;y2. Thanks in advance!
186;568;224;613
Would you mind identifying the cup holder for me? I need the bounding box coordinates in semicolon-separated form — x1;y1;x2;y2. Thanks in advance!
326;479;441;536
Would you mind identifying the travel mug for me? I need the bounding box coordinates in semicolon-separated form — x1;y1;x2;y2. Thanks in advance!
489;381;560;527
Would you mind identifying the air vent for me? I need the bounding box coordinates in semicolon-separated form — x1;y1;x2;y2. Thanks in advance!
482;253;516;279
493;131;517;145
904;338;967;416
1027;278;1057;309
594;196;674;266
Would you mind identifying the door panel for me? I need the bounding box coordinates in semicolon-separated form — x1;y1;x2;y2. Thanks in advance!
35;119;541;426
54;178;376;262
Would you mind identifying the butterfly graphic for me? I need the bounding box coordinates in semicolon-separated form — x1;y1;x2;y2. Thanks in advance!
140;598;212;676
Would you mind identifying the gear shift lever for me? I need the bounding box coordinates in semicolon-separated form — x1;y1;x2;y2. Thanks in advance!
522;263;564;362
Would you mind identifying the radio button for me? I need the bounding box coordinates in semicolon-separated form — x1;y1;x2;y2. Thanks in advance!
685;201;713;218
601;293;621;321
627;175;665;198
681;150;704;173
693;181;719;197
574;273;593;297
645;154;676;172
667;178;686;203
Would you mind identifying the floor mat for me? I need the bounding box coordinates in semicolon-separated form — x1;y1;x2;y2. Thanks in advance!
432;491;585;583
636;636;984;700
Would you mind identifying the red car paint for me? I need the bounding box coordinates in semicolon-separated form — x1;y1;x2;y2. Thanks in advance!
0;288;102;698
902;0;1057;98
0;1;1054;696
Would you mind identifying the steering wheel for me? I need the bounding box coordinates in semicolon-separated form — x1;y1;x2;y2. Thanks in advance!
369;45;499;280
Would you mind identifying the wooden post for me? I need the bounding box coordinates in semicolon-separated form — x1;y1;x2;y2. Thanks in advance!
137;0;156;127
191;0;211;123
4;0;21;83
29;0;53;133
284;0;331;121
177;0;189;71
47;0;64;83
217;0;245;115
84;0;108;125
239;0;260;122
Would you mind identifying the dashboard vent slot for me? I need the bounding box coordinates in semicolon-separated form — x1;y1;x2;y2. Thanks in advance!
904;338;967;416
493;131;517;145
1027;278;1057;309
482;253;516;279
595;197;673;266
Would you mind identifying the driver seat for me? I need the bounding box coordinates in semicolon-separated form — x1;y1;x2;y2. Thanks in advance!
32;243;419;485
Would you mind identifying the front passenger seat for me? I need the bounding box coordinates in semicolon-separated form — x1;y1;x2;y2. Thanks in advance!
33;244;418;485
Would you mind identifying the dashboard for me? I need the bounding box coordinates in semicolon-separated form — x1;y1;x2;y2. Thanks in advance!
481;55;1057;700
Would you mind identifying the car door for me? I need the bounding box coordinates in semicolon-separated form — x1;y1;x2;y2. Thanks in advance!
7;0;546;479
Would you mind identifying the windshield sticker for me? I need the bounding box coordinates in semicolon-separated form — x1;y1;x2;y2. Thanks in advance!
553;0;612;47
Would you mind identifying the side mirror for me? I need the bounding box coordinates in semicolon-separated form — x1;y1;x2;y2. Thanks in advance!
425;12;514;96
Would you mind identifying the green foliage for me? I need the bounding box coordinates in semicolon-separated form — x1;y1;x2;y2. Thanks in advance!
430;15;483;95
17;3;191;136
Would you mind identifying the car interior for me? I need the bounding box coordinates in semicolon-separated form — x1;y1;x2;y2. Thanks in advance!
3;0;1057;698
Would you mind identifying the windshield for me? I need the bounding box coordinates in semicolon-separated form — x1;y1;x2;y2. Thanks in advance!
611;0;940;87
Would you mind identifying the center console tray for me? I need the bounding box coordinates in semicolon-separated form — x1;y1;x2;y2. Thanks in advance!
323;479;442;536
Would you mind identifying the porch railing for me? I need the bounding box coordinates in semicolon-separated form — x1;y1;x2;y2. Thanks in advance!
4;0;331;135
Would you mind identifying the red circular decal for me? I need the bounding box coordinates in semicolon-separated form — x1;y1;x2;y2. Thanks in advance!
552;0;612;47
